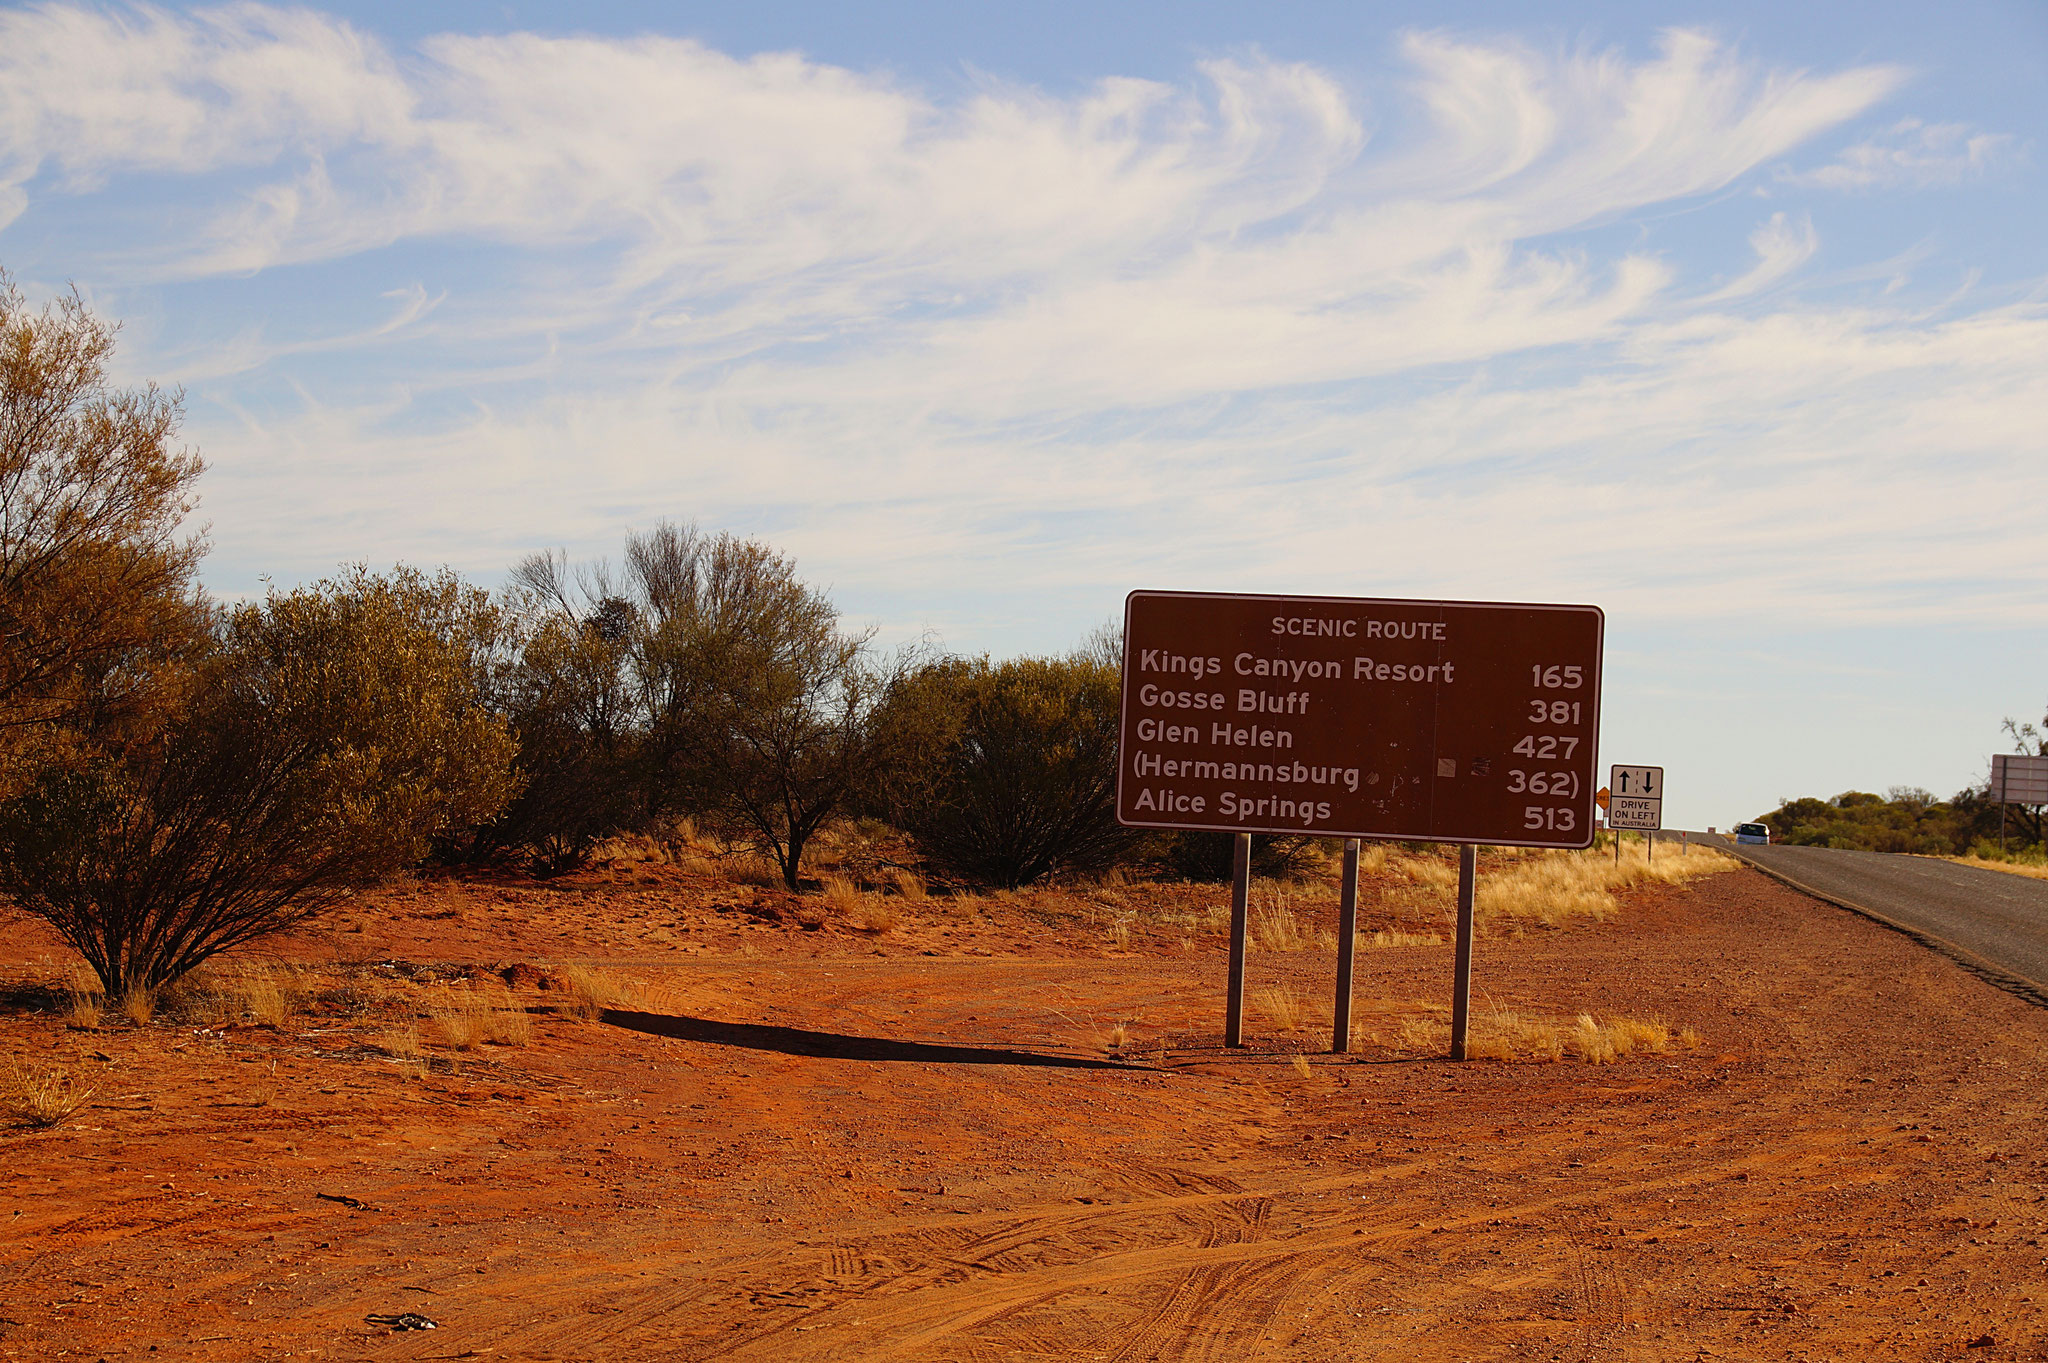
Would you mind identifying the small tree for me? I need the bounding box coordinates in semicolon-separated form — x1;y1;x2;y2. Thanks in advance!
0;272;207;780
880;652;1136;887
652;531;912;889
0;567;520;1000
505;523;915;888
486;564;642;874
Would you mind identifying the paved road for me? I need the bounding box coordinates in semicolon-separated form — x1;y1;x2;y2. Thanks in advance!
1699;835;2048;1000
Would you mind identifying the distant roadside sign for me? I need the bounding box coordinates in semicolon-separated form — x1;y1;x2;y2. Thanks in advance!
1607;764;1663;830
1991;754;2048;805
1116;591;1604;848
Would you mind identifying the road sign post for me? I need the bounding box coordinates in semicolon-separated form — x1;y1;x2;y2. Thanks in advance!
1448;844;1477;1061
1332;839;1360;1053
1224;832;1250;1047
1118;590;1604;1055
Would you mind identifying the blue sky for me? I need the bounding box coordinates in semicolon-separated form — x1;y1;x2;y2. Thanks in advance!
3;1;2044;831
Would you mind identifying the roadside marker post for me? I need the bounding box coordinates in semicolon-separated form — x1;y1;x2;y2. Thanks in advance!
1116;590;1604;1057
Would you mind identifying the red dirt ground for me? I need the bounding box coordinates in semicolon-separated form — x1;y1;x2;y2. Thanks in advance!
3;857;2046;1361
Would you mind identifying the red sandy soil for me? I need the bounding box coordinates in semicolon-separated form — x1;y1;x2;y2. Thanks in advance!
2;856;2046;1361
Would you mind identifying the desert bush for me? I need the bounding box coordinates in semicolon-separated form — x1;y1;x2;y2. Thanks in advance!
0;567;520;1001
877;652;1136;887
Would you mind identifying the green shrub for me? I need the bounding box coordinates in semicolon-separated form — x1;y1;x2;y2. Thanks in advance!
880;652;1136;887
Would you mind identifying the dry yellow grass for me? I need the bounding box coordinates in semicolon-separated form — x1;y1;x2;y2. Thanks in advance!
169;964;309;1028
824;877;899;933
1390;841;1738;933
889;867;928;900
2;1062;97;1128
119;989;154;1025
1103;1020;1132;1052
724;852;785;888
1362;998;1699;1064
1395;1014;1449;1052
1252;984;1306;1032
378;1022;422;1058
1289;1054;1314;1080
1107;919;1131;950
429;983;532;1050
1368;929;1444;948
64;967;103;1028
1250;884;1306;951
556;963;650;1019
821;873;902;932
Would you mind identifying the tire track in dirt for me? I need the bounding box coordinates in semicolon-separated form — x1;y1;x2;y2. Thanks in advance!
479;1146;1809;1362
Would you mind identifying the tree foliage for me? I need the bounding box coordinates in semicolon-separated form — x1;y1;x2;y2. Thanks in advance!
879;652;1135;887
501;524;911;886
0;272;206;779
1757;707;2048;857
0;567;521;998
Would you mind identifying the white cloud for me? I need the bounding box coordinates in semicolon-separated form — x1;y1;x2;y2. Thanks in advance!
1782;117;2017;190
1699;211;1817;301
9;7;2034;640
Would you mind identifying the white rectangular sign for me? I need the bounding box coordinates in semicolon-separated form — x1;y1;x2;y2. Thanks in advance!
1608;764;1663;830
1991;753;2048;805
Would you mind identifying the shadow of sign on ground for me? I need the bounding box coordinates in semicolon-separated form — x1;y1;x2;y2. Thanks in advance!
602;1009;1150;1070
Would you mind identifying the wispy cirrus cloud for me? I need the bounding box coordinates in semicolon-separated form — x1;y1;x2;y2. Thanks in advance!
1780;117;2018;191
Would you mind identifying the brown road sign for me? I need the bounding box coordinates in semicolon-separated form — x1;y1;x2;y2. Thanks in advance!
1118;590;1603;849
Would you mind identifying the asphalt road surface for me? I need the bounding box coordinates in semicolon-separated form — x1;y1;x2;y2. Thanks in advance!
1700;835;2048;1001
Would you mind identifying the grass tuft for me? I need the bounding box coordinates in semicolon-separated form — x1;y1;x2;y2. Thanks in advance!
1252;984;1306;1032
3;1062;98;1128
65;968;103;1028
556;963;649;1019
1368;929;1444;949
1249;884;1305;951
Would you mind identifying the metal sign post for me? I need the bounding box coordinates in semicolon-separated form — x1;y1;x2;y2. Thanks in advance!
1448;845;1477;1061
1224;832;1251;1047
1332;839;1360;1053
1116;590;1605;1057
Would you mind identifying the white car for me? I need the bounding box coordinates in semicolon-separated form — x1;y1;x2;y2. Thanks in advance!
1734;822;1771;845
